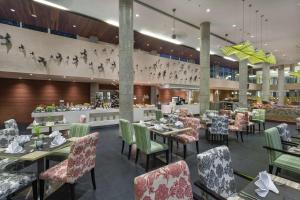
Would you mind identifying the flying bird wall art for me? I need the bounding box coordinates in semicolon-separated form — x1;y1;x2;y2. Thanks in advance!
37;57;47;67
0;33;12;53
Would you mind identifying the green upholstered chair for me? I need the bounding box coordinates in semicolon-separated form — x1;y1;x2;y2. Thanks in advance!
120;119;135;160
251;109;266;130
235;107;248;113
133;123;168;171
155;110;163;121
46;123;90;168
264;127;300;175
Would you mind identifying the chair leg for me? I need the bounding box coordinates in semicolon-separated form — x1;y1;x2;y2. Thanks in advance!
258;123;261;131
32;180;38;200
226;135;229;146
135;149;140;164
268;165;274;174
183;144;187;160
128;144;132;160
275;167;281;175
121;140;125;154
263;122;266;130
236;131;239;141
39;179;45;200
165;150;169;164
170;139;173;154
154;134;157;140
240;132;244;143
91;168;96;190
163;137;166;144
146;154;150;172
69;183;75;200
176;141;179;149
195;141;199;154
45;159;49;170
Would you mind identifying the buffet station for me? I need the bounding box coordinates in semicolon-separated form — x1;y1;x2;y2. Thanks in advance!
27;102;157;133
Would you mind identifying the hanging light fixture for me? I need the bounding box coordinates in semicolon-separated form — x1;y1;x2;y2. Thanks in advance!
220;0;276;65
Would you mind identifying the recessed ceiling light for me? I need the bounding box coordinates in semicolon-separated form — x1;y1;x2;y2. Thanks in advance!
91;77;94;80
135;14;140;17
206;8;211;13
197;37;200;39
250;35;255;38
31;14;37;18
63;76;66;79
146;43;149;46
72;25;76;28
264;43;268;46
159;47;162;49
274;49;279;52
297;62;300;65
171;49;174;52
282;54;286;57
232;24;236;27
33;0;69;10
29;73;33;76
18;77;22;79
48;78;51;81
10;8;15;12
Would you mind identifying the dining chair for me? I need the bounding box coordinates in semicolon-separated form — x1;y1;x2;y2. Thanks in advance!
155;110;163;121
120;119;135;160
173;117;201;159
229;112;248;142
179;108;189;117
296;117;300;130
195;146;254;200
4;119;20;135
209;116;229;145
40;132;99;200
133;123;168;172
251;109;266;131
134;160;202;200
263;127;300;175
0;172;37;200
46;123;90;168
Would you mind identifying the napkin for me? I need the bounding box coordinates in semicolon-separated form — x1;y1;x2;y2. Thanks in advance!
175;121;184;128
139;120;145;124
255;171;279;197
159;118;167;123
50;135;66;148
33;120;39;126
5;141;24;153
49;131;62;138
154;124;163;131
13;135;31;144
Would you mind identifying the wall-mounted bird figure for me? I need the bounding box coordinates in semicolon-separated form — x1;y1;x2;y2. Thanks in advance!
80;49;87;63
163;70;166;78
102;48;107;53
89;62;94;73
56;53;63;63
94;49;98;55
18;44;26;56
73;55;79;67
37;57;47;67
106;58;110;63
98;63;104;72
194;75;197;82
0;33;12;53
111;61;116;71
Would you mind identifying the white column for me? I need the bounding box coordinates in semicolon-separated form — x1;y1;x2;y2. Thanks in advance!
262;63;270;102
277;65;285;105
239;60;248;107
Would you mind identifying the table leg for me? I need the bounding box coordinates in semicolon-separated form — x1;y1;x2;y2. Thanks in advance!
167;137;172;162
37;158;45;199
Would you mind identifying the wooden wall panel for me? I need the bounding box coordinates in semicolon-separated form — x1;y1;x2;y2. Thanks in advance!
0;78;90;124
158;89;187;104
134;85;151;104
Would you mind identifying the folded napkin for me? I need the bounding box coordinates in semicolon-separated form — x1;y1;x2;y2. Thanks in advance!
50;135;66;148
32;120;39;126
49;131;62;138
154;124;163;131
5;141;24;153
255;171;279;197
13;135;31;144
175;121;184;128
159;118;167;123
139;120;145;124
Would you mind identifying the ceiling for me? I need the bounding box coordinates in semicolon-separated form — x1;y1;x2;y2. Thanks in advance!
40;0;300;66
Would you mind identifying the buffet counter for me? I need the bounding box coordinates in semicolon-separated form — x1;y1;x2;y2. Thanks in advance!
161;103;200;115
265;106;300;123
30;106;157;132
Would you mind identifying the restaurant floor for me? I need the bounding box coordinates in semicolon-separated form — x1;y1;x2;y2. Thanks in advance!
13;122;300;200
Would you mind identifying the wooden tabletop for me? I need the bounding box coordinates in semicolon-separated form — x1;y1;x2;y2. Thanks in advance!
149;126;192;136
228;174;300;200
0;137;76;161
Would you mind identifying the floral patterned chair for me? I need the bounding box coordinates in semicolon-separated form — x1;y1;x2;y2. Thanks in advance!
120;119;135;160
173;117;201;159
134;160;200;200
39;132;99;200
0;128;17;148
209;116;229;145
228;113;248;142
0;172;37;200
219;109;233;124
4;119;19;135
195;146;253;199
179;108;190;117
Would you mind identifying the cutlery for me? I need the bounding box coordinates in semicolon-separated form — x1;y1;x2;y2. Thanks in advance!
240;191;261;200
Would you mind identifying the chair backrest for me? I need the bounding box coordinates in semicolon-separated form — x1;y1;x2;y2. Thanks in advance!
119;119;135;145
197;146;236;198
66;132;99;183
0;128;17;147
234;113;248;130
4;119;19;135
252;109;265;122
235;107;248;113
181;117;201;139
179;108;189;117
155;110;163;121
211;116;229;135
219;109;232;118
134;160;193;200
69;123;90;137
264;127;283;163
133;123;151;154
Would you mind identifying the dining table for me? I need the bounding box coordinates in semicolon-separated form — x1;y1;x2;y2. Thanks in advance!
0;135;76;198
141;119;192;161
228;174;300;200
